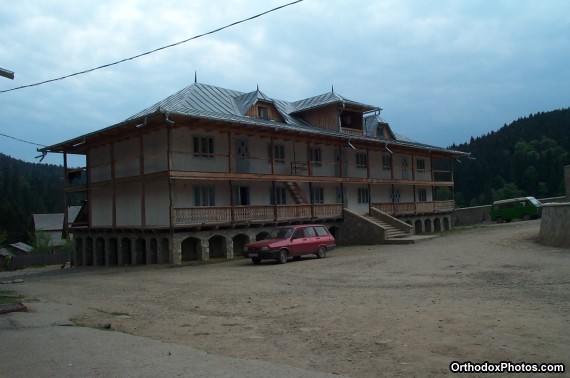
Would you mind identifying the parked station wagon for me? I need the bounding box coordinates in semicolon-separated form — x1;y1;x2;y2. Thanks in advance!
243;225;336;264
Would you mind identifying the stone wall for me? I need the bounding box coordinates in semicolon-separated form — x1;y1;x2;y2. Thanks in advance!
453;205;492;226
337;209;385;245
538;203;570;248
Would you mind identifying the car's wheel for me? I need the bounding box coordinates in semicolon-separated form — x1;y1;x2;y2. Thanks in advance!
251;258;261;264
522;214;531;221
496;217;503;224
277;250;288;264
316;246;327;259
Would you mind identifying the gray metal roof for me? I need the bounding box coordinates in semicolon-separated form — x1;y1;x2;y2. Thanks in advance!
42;82;467;157
126;83;376;126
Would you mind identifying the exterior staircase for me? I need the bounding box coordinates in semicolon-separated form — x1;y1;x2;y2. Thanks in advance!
285;182;307;204
362;214;411;240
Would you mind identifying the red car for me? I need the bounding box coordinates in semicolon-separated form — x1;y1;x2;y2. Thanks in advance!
243;224;336;264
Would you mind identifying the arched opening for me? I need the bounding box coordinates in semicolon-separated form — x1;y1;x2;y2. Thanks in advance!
181;237;201;261
108;238;118;266
209;235;226;259
443;217;450;231
328;226;339;240
121;238;132;265
135;238;146;265
434;218;442;232
424;219;433;233
232;234;250;257
159;238;170;263
85;237;94;266
95;238;105;266
149;238;158;264
414;220;423;234
75;237;84;266
256;231;270;241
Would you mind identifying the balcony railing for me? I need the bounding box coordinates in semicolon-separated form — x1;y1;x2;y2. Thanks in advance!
173;203;343;227
371;200;455;215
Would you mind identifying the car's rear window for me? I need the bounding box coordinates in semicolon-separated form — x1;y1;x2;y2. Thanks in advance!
314;226;329;236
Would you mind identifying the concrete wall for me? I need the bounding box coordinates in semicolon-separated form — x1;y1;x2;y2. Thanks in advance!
565;165;570;199
538;203;570;248
453;196;568;227
453;205;492;226
337;209;385;245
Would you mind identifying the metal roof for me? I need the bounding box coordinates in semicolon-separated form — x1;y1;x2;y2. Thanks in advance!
41;82;467;157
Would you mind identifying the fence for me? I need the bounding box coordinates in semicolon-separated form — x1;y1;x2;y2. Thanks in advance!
6;251;70;271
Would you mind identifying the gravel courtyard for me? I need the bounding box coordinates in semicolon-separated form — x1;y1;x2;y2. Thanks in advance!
1;219;569;377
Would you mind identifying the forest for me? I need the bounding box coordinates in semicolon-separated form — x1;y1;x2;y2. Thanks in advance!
0;108;569;244
452;108;569;207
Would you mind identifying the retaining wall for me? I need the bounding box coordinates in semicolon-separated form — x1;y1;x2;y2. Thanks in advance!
538;203;570;248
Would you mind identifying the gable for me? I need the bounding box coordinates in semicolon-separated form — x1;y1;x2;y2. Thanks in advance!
244;100;284;122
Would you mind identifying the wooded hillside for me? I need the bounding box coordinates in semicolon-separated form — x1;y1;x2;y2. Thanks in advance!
0;153;64;243
452;108;570;207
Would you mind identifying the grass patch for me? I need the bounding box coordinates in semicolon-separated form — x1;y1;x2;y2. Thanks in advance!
0;290;24;304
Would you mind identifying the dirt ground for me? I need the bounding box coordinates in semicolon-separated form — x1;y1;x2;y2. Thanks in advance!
2;219;569;377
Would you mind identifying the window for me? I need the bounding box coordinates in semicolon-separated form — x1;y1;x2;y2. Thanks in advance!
305;227;316;237
416;158;426;172
356;152;368;169
274;144;285;163
314;226;329;237
193;136;214;158
258;106;269;120
310;187;324;204
271;187;287;205
418;188;427;202
309;147;322;166
357;187;369;204
382;154;392;170
194;186;215;206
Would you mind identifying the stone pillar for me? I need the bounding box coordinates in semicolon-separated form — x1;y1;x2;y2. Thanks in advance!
171;237;182;265
200;239;210;261
226;238;234;259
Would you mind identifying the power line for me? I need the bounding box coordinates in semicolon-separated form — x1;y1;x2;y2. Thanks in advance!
0;0;303;94
0;133;46;147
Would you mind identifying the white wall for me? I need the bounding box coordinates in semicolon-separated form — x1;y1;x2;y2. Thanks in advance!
116;182;142;226
145;179;170;226
114;138;140;178
143;129;168;173
91;186;113;226
89;145;112;183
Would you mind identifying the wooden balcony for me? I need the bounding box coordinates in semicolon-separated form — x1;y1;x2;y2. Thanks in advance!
371;200;455;216
173;203;343;227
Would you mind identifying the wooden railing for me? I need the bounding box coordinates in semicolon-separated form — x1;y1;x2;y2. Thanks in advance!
340;127;363;136
173;203;343;227
372;200;454;215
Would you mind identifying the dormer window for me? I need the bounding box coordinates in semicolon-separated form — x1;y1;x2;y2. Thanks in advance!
258;106;269;120
377;125;385;138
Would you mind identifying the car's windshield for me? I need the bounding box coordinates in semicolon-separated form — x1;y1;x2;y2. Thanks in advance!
268;227;293;239
529;197;541;206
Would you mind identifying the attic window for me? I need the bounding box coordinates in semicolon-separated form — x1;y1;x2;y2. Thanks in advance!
340;110;362;130
258;106;269;120
377;125;385;138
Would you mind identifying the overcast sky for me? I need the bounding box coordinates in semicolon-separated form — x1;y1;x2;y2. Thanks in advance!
1;0;569;165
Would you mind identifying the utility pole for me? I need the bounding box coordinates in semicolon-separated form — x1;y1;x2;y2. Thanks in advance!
0;67;15;80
